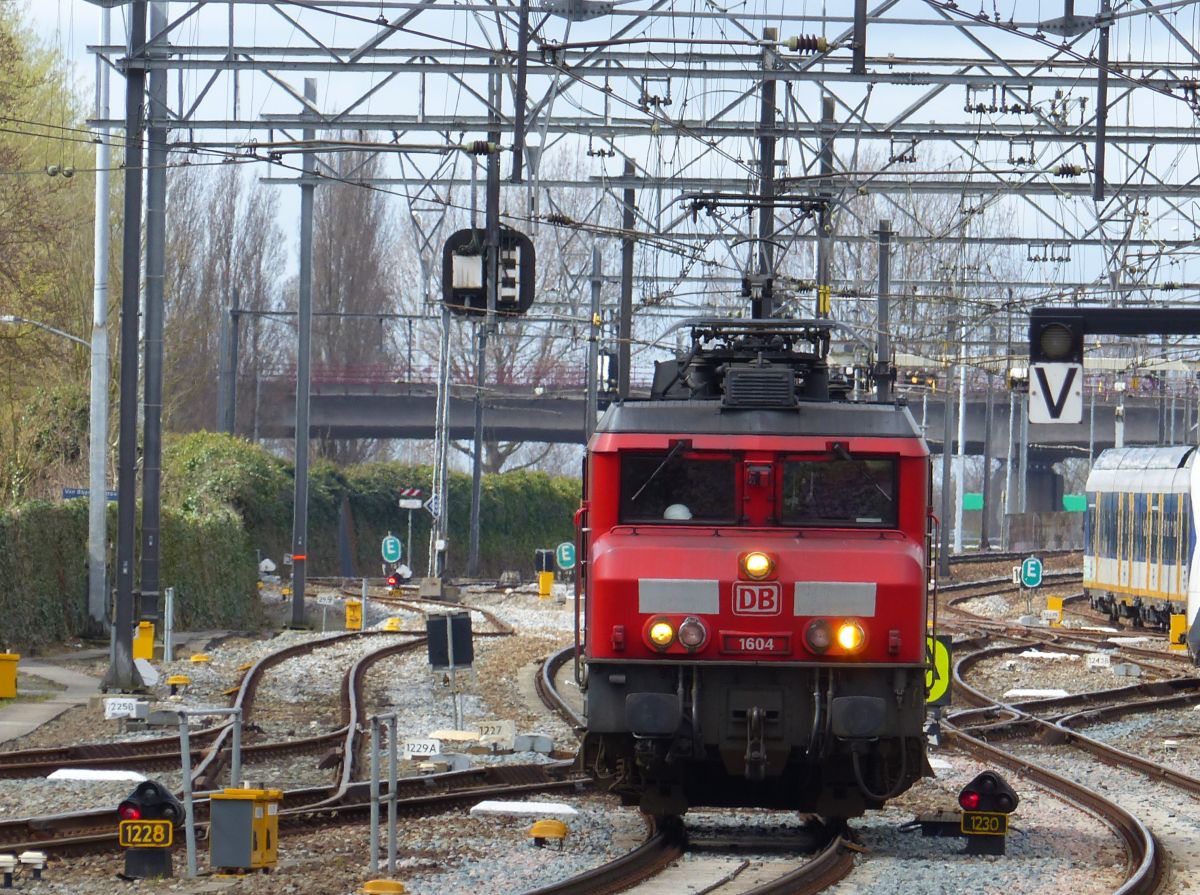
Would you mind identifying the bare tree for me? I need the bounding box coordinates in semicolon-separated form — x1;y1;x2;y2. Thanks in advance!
310;142;400;465
164;164;285;432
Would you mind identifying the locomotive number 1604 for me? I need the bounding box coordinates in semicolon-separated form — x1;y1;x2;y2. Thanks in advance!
721;633;791;655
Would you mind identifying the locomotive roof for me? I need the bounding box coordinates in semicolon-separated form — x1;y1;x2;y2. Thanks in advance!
595;399;924;439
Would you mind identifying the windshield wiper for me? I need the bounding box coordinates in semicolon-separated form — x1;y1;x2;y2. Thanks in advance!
630;440;689;504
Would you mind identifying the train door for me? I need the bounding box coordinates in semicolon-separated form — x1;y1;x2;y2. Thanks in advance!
1117;491;1129;589
1149;493;1161;596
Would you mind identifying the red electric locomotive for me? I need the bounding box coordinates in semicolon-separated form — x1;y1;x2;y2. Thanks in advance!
575;319;932;817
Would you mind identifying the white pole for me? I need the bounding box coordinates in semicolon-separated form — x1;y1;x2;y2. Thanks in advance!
953;320;966;553
89;5;112;631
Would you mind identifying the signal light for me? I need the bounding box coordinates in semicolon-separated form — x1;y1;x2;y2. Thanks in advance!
958;771;1019;814
739;551;776;580
117;780;184;825
387;573;400;589
1029;312;1084;364
118;803;142;821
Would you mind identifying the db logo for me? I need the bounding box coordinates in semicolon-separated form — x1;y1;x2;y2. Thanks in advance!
732;582;783;616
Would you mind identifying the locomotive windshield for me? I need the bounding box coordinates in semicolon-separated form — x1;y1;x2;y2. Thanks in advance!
781;458;897;527
619;452;736;523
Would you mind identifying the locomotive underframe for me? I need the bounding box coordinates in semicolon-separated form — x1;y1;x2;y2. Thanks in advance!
580;659;928;817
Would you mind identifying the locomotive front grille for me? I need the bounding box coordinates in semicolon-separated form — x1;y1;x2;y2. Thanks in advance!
722;365;796;408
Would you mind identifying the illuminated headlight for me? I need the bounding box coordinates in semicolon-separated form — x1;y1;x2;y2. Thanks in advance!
677;617;708;651
804;619;832;654
836;620;867;653
741;551;775;580
647;619;675;650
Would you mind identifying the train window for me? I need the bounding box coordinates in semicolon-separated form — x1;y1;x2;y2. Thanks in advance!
618;452;736;523
780;458;897;527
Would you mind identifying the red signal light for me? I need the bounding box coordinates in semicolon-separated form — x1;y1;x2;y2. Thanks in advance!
387;574;399;588
118;802;142;820
958;790;980;811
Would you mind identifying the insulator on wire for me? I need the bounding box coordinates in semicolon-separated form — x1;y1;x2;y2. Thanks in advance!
462;141;497;155
786;35;828;54
1054;163;1085;178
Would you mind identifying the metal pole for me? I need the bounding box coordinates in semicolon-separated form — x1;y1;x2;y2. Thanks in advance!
361;578;369;628
980;374;994;550
1018;392;1030;513
1003;388;1015;551
387;717;398;874
953;319;966;553
406;509;413;575
290;78;318;628
222;289;241;432
140;0;169;627
756;27;777;319
816;95;835;318
231;708;242;788
1089;388;1096;464
1093;0;1111;202
586;245;602;440
852;0;867;74
369;715;380;873
163;586;174;663
469;67;501;578
1115;388;1126;448
937;317;954;578
875;220;891;402
429;304;452;578
619;159;635;399
180;715;197;877
88;4;112;635
510;0;530;183
107;0;148;692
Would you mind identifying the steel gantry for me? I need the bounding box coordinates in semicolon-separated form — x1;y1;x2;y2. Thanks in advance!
90;0;1200;684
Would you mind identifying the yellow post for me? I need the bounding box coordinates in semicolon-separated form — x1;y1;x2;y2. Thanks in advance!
0;653;18;699
1045;596;1063;628
345;599;363;631
133;621;155;660
538;571;554;600
1170;613;1189;653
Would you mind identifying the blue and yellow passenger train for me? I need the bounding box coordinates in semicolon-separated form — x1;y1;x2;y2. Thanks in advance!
1084;446;1196;630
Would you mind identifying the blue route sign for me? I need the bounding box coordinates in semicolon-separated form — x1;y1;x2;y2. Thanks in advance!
1020;556;1043;589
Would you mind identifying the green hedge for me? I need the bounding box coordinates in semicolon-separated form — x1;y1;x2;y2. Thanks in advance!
0;433;581;651
161;433;581;578
0;499;262;653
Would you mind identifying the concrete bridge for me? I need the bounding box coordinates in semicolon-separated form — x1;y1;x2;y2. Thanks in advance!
254;376;1189;462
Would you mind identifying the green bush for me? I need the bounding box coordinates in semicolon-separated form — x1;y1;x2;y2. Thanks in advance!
0;432;582;651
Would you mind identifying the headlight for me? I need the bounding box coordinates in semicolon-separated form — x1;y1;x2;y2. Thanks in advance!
677;616;708;650
804;619;832;654
740;551;775;580
836;620;866;653
647;619;675;650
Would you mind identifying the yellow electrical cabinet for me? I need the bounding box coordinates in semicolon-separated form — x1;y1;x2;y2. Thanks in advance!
0;653;17;699
133;621;155;660
209;788;283;871
345;599;363;631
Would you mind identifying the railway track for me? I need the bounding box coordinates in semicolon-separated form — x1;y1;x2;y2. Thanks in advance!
941;638;1178;894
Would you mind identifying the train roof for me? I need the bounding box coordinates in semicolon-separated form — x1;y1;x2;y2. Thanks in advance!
1091;446;1196;471
595;399;924;440
1086;445;1197;495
